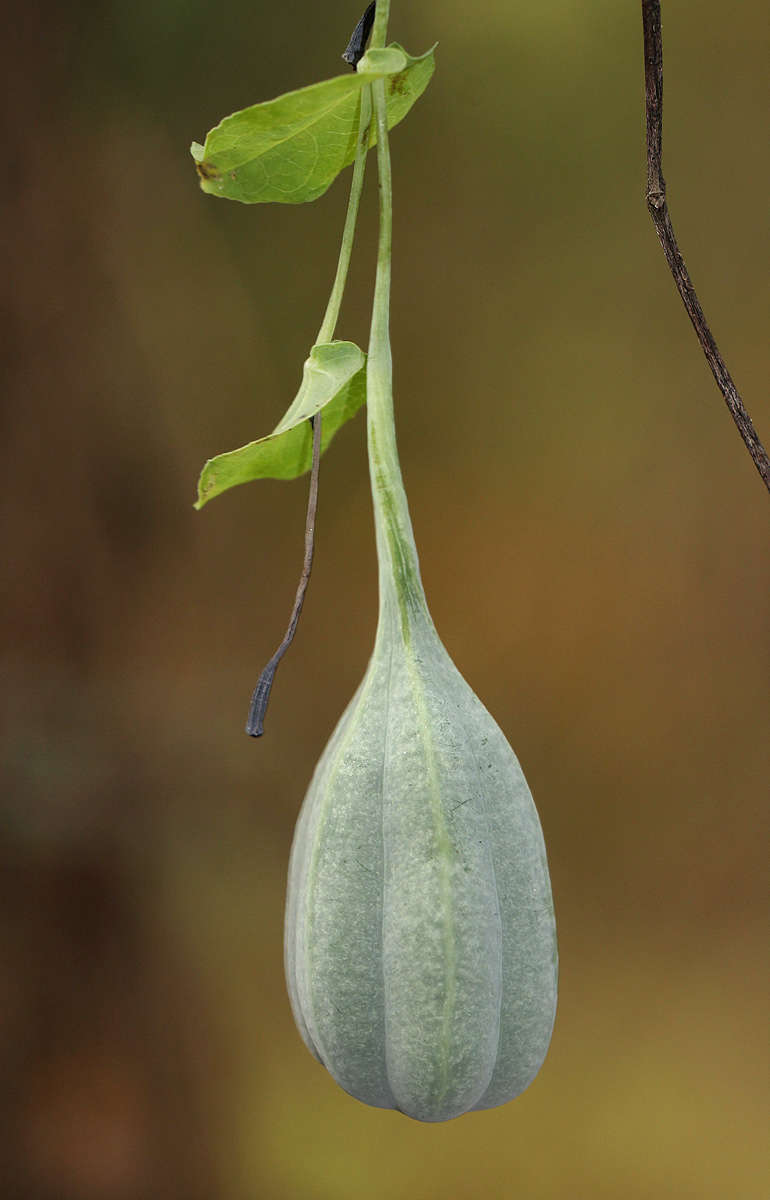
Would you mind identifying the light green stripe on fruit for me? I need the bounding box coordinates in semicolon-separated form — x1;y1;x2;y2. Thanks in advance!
402;636;457;1107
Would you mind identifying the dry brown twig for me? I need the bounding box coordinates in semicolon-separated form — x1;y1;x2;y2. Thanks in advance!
641;0;769;492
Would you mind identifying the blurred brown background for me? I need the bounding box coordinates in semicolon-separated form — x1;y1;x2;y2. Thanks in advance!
2;1;768;1197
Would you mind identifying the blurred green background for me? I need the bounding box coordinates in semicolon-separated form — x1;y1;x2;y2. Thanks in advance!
3;1;768;1197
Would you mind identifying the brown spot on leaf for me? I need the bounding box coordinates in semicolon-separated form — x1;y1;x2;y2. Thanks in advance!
388;72;408;98
195;161;219;182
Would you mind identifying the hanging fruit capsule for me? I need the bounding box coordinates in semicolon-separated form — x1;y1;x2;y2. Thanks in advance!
284;397;558;1123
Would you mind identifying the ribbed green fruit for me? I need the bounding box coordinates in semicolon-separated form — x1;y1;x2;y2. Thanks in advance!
284;561;558;1122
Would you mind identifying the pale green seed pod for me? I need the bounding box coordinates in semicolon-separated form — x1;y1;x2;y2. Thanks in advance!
284;409;558;1121
285;609;557;1122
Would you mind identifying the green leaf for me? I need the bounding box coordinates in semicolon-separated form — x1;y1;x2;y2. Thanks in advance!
195;341;366;508
191;43;436;205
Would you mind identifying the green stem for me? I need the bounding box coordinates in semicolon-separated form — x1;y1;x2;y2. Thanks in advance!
370;0;391;51
316;87;373;345
366;6;429;635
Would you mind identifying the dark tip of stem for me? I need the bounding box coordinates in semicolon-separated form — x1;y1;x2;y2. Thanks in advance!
342;1;376;68
245;661;278;737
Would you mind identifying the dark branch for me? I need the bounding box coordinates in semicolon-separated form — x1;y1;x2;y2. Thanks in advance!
245;414;322;737
641;0;769;492
342;2;376;68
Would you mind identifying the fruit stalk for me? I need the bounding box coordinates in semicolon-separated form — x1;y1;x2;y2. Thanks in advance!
366;6;431;641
